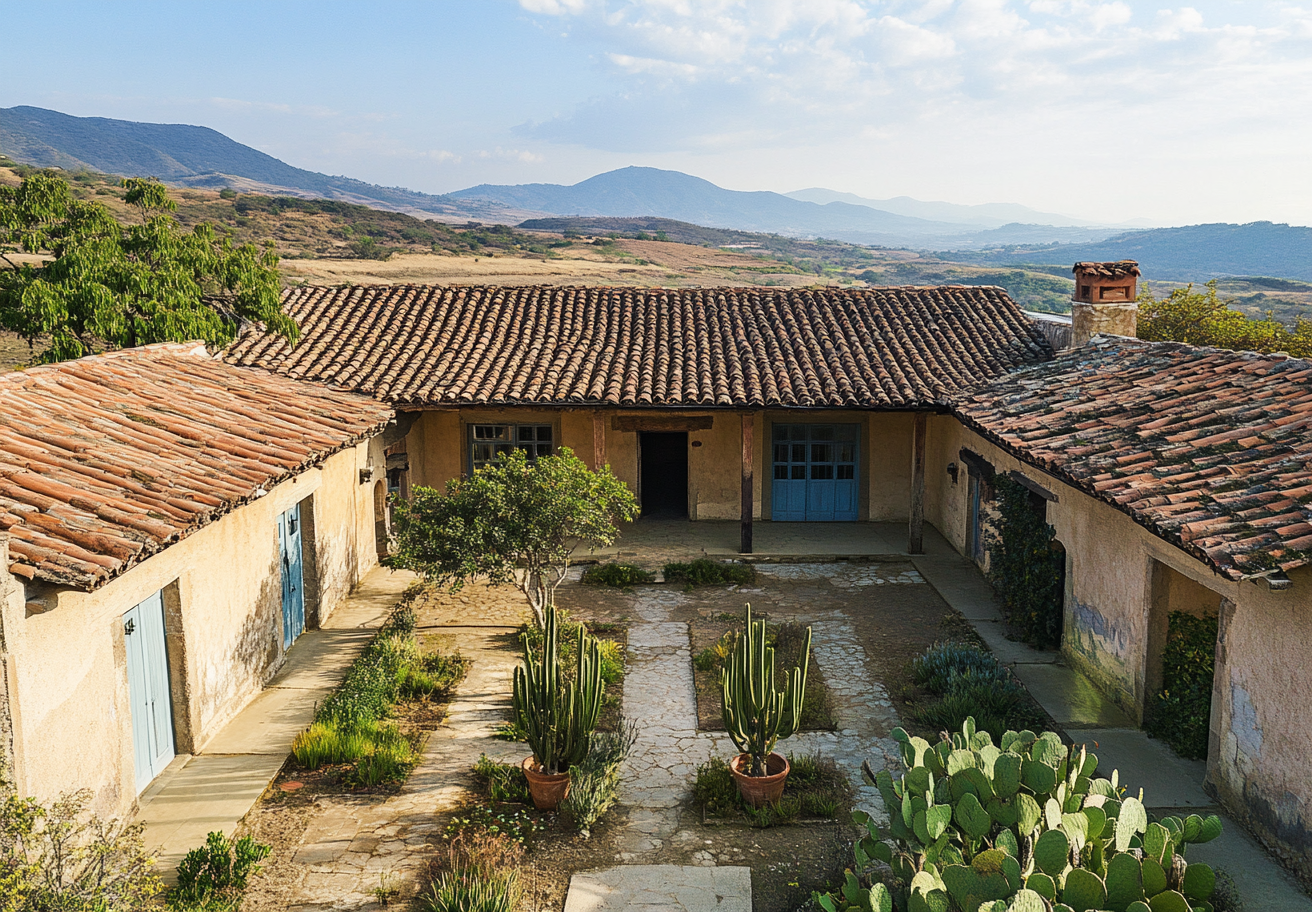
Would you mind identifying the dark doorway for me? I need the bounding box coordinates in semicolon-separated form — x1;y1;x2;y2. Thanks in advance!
639;432;688;518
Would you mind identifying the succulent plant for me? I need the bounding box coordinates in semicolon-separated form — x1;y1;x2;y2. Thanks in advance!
512;603;603;775
720;604;810;776
815;717;1223;912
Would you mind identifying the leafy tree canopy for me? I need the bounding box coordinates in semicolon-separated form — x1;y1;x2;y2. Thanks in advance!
0;172;297;363
1137;279;1312;358
386;447;640;627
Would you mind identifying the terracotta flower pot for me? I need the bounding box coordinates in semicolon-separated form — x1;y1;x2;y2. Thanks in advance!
522;757;570;810
729;752;790;808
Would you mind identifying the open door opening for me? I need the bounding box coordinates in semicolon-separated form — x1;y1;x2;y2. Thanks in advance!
639;432;688;519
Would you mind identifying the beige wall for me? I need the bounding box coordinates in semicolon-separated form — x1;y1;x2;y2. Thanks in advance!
926;416;1312;876
405;408;918;523
0;437;384;819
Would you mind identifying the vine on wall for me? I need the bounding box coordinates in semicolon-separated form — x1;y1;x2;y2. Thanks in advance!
1147;610;1218;760
987;476;1065;649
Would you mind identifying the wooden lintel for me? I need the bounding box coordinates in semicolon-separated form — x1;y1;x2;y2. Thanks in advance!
612;414;714;432
909;412;927;555
741;413;754;555
1008;471;1058;502
593;413;607;470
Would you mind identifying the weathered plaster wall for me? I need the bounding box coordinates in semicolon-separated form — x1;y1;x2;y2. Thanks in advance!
0;440;382;819
927;416;1312;879
405;408;916;523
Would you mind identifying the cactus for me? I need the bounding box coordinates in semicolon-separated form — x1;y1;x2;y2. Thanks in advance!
720;604;810;776
512;603;603;775
816;717;1224;912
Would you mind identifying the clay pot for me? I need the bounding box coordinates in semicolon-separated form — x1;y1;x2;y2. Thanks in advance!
522;757;570;810
729;752;790;808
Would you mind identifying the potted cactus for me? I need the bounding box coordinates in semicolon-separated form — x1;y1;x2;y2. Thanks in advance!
513;603;603;810
721;604;810;807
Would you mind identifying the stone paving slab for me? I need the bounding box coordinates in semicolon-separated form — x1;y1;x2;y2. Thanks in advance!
565;865;752;912
1066;728;1209;808
1013;663;1136;729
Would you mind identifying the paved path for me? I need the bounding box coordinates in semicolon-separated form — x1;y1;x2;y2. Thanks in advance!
911;525;1312;910
136;567;413;875
565;866;752;912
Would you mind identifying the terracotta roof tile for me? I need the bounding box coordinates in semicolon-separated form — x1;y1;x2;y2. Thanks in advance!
0;343;394;590
957;337;1312;580
1073;261;1141;279
225;284;1052;409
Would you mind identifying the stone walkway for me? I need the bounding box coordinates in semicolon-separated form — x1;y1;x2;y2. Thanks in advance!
564;866;753;912
615;569;903;864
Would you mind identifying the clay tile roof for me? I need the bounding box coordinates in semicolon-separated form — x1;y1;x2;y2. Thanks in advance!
0;343;394;590
1072;261;1141;279
956;337;1312;580
225;284;1052;409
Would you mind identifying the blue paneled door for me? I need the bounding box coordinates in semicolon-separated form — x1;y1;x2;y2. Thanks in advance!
771;424;859;521
278;504;305;650
123;591;174;793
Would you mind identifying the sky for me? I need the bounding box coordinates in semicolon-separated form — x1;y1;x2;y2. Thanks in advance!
2;1;1310;226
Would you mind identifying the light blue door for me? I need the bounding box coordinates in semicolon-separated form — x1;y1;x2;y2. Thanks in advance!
771;424;859;521
278;504;305;649
124;591;174;792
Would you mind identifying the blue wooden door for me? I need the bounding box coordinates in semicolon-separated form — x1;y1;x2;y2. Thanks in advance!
771;424;859;521
278;505;305;649
124;591;174;792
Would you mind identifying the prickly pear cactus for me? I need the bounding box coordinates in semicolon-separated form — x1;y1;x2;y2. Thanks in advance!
814;717;1224;912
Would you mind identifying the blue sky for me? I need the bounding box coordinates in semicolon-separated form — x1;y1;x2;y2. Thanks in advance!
3;1;1309;225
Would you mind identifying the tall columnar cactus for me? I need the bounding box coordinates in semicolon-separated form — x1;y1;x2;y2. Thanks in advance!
512;604;603;775
721;604;810;776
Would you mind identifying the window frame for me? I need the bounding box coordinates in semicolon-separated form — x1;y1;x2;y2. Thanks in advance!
468;422;556;473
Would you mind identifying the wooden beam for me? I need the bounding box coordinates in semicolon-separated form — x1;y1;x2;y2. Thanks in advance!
593;412;607;470
741;413;754;555
909;412;927;554
612;414;714;432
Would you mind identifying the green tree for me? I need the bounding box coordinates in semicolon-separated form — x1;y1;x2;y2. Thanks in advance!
0;172;297;363
1137;280;1312;358
387;447;639;628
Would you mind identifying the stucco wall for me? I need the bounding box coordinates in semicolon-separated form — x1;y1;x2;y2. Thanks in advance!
404;408;916;523
0;438;383;819
927;416;1312;877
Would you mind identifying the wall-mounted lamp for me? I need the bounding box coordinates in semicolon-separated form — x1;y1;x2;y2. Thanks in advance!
947;462;959;484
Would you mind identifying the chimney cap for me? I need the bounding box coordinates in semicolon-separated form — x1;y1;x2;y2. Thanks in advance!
1073;260;1141;279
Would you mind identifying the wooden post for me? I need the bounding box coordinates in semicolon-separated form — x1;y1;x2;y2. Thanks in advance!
909;412;927;554
593;412;606;471
741;413;754;554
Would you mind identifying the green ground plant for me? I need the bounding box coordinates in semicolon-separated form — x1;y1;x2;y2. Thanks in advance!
816;717;1226;912
693;752;851;826
421;829;525;912
561;721;638;836
581;562;655;587
663;558;755;588
0;773;160;912
909;641;1046;742
166;831;271;912
1148;612;1219;760
290;598;467;786
988;477;1065;649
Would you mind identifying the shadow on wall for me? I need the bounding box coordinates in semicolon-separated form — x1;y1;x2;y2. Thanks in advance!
1066;597;1136;709
200;567;284;733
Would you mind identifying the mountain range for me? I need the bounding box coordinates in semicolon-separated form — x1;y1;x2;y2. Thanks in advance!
1;105;1309;282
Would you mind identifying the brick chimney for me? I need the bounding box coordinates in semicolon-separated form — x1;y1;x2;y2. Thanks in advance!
1071;261;1140;345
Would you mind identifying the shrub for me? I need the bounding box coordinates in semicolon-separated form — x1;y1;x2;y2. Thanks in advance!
911;641;1004;694
1148;611;1218;760
663;558;755;587
421;830;524;912
581;562;655;587
472;755;532;804
0;780;161;911
218;188;237;200
908;642;1041;741
815;718;1225;912
167;831;270;911
562;721;637;834
988;476;1064;648
692;758;740;818
402;652;471;700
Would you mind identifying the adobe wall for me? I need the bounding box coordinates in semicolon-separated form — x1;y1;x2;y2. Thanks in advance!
0;438;383;820
927;416;1312;878
404;408;915;522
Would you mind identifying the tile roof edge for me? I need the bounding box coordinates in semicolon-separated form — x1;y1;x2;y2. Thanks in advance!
0;341;213;386
947;406;1249;581
29;414;394;593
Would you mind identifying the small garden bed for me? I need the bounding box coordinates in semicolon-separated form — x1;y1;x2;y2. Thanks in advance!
898;640;1051;743
690;613;838;732
693;751;852;827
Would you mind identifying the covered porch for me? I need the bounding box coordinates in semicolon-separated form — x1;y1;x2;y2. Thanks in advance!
590;519;913;565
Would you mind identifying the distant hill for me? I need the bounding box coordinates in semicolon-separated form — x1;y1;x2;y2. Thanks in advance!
454;166;1127;249
0;105;520;222
784;188;1121;229
954;222;1312;283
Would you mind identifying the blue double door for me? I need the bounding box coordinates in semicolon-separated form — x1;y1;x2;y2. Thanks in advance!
124;591;174;792
771;424;859;521
278;504;306;650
